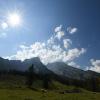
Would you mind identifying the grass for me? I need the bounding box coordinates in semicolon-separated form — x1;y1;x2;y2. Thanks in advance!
0;74;100;100
0;88;100;100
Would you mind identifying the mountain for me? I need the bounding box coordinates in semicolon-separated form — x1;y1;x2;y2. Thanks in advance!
1;57;100;91
0;57;51;75
0;57;100;80
47;62;100;80
23;57;51;74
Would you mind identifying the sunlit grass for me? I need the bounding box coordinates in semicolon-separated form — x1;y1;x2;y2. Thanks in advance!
0;88;100;100
0;75;99;100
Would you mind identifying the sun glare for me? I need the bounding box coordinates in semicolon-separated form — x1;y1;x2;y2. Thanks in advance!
8;13;21;27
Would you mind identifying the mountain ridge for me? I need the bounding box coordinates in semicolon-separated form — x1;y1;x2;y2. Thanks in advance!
0;57;100;80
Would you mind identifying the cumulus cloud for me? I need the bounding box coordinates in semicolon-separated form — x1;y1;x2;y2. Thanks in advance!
63;39;72;49
55;31;64;40
67;26;78;34
87;59;100;73
63;48;86;62
5;25;86;67
47;36;55;45
55;25;62;32
5;43;86;65
68;61;80;68
6;43;63;64
55;25;65;40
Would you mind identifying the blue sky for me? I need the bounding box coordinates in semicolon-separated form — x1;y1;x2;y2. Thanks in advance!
0;0;100;72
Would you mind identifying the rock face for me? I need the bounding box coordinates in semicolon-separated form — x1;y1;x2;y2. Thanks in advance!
23;57;51;74
0;57;51;75
0;57;100;80
47;62;100;80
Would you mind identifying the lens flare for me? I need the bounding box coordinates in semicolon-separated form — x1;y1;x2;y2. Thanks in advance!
8;13;21;27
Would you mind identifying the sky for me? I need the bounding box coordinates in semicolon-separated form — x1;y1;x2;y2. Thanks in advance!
0;0;100;72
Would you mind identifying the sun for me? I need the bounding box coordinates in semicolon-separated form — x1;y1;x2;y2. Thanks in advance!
8;13;21;27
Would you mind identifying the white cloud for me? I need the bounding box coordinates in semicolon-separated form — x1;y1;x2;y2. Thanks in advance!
54;25;62;32
4;25;86;66
67;26;78;34
47;36;55;45
56;31;64;40
55;25;65;40
68;61;80;68
0;22;8;38
1;22;8;29
63;48;86;62
0;33;7;38
87;59;100;73
63;39;72;49
5;43;86;65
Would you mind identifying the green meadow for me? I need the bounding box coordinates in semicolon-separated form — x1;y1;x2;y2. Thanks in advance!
0;75;100;100
0;88;100;100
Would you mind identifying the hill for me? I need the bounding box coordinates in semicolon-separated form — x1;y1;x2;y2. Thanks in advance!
0;74;100;100
0;57;100;92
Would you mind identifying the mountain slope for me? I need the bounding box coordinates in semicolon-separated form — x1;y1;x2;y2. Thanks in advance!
0;57;51;75
0;57;100;80
47;62;100;80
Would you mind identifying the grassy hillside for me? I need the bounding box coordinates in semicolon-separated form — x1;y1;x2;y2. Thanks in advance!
0;74;100;100
0;88;100;100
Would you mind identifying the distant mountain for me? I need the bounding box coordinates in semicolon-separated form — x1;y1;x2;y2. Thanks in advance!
0;57;100;80
47;62;100;80
23;57;51;74
0;57;51;75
